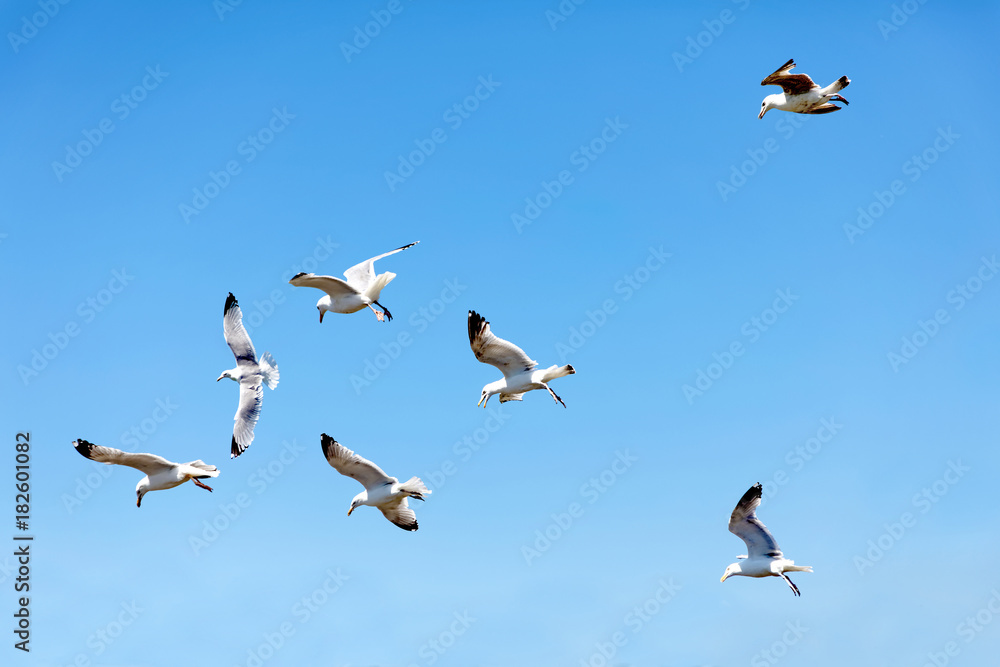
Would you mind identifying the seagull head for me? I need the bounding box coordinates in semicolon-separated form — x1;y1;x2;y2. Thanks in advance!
216;370;233;382
477;389;490;408
758;95;780;119
720;562;742;582
135;480;149;508
348;496;364;516
317;296;333;323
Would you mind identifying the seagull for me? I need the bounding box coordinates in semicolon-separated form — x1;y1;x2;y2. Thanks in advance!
320;434;430;531
217;293;279;458
759;59;850;119
289;242;419;323
72;439;219;507
468;310;575;408
721;483;813;596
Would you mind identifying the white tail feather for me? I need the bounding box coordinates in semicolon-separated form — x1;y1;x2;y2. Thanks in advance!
541;364;575;383
259;352;279;390
399;476;430;499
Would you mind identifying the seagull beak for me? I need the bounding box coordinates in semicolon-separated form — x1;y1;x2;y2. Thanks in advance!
347;507;353;516
136;497;142;508
720;573;728;582
758;108;766;120
319;310;325;324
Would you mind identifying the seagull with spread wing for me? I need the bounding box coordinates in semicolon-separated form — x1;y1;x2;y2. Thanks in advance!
759;58;850;119
721;483;813;596
320;434;430;531
468;310;575;408
289;241;419;323
72;439;219;507
217;293;279;458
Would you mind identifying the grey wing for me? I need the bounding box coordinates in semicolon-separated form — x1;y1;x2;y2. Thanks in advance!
468;310;537;378
379;496;418;531
224;293;257;367
802;103;842;114
728;483;783;558
320;434;394;490
761;59;817;95
342;242;419;291
288;272;361;299
231;380;263;458
72;439;175;475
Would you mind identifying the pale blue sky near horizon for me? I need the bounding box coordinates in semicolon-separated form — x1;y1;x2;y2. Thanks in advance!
3;1;1000;665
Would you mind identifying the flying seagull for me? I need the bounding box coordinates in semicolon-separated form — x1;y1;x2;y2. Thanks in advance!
721;483;813;596
759;59;850;119
468;310;575;408
320;434;430;531
72;439;219;507
217;292;279;458
289;242;419;323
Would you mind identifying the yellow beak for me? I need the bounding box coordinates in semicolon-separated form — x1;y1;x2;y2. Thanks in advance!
720;573;728;582
347;507;353;516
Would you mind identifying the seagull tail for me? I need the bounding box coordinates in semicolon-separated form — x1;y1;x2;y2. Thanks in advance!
185;460;220;478
259;352;280;390
786;564;813;573
399;476;431;501
541;364;576;383
364;271;397;302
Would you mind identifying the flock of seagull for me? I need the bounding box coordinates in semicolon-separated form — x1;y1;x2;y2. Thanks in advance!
71;59;845;592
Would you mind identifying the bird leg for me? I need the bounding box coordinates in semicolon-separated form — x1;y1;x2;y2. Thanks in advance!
830;94;849;105
192;478;214;492
545;384;567;408
366;304;386;322
373;300;393;322
780;573;800;596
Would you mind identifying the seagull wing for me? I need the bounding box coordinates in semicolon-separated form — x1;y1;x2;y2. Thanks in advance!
223;293;258;367
802;103;842;114
468;310;537;379
320;434;394;491
288;272;361;299
342;242;419;291
728;483;783;558
761;59;817;95
231;380;263;458
379;496;418;531
72;439;175;476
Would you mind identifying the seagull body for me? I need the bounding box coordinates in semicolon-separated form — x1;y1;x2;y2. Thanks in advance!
320;434;430;531
759;59;850;119
289;242;419;323
468;310;575;407
721;483;812;595
72;439;219;507
217;293;279;458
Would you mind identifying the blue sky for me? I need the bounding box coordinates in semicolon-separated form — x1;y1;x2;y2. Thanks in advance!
3;0;999;665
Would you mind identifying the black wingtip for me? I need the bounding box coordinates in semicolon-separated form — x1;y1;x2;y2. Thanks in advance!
72;439;95;459
289;271;308;281
230;435;246;459
468;310;487;345
225;292;238;315
320;433;338;457
736;482;763;507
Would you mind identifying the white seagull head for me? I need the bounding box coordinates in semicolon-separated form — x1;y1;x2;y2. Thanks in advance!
347;493;366;516
316;295;334;323
135;478;150;507
759;94;782;119
477;380;504;407
720;561;743;582
216;370;235;382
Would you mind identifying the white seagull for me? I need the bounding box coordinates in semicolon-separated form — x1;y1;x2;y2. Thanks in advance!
289;242;419;323
721;483;813;596
468;310;575;408
759;59;850;119
217;293;279;458
72;439;219;507
320;434;430;531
